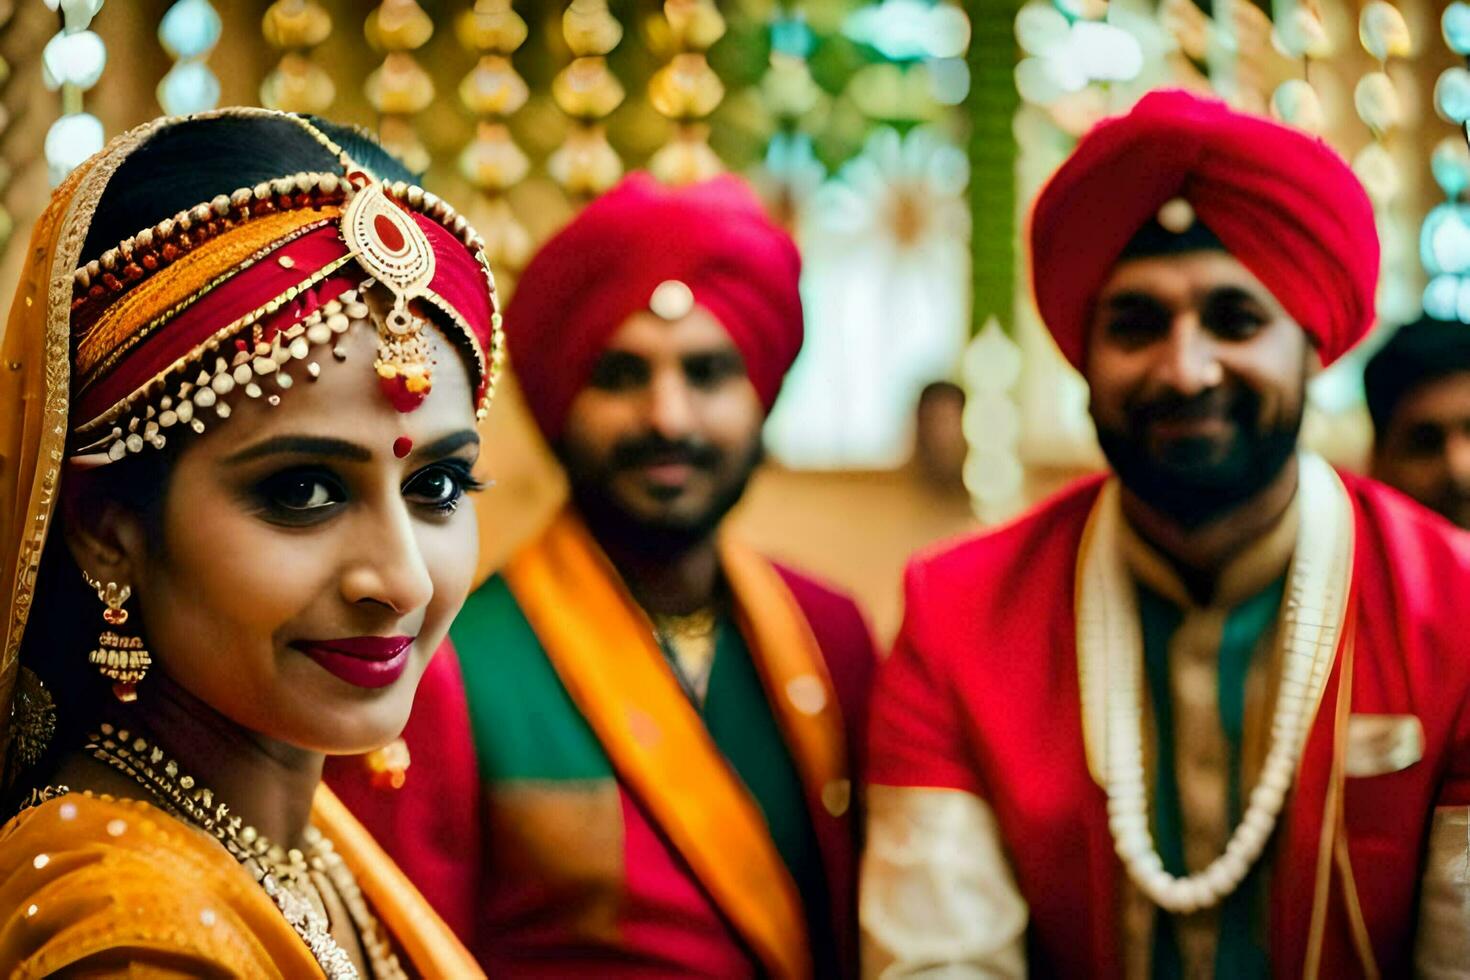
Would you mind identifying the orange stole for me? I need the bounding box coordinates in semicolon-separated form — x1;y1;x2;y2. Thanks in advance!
502;510;849;980
719;533;852;845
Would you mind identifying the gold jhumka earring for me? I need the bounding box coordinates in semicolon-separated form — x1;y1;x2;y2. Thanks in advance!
81;572;151;702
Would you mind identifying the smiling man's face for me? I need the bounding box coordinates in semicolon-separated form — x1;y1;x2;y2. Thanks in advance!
1084;250;1313;526
557;306;765;553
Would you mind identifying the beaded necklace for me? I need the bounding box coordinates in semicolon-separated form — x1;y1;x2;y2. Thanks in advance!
1076;452;1354;914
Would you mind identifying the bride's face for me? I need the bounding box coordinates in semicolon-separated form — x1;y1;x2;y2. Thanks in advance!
93;316;481;754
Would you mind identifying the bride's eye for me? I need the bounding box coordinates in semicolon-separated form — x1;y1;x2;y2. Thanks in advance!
403;460;483;515
254;467;347;523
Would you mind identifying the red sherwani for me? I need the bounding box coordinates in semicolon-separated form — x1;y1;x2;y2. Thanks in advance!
867;471;1470;977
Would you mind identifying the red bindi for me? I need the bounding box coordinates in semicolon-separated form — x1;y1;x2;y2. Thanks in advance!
393;436;413;458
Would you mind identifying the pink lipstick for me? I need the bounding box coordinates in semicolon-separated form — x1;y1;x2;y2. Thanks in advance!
294;635;413;689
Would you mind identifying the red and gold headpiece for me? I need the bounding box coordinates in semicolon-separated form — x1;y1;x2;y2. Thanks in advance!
68;115;505;465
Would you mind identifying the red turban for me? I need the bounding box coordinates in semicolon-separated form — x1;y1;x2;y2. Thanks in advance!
505;172;803;440
1029;89;1379;372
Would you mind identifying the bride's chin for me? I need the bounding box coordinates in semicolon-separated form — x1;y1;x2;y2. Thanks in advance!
280;688;417;757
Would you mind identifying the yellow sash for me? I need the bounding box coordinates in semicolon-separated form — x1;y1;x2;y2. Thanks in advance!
719;532;852;835
503;509;847;980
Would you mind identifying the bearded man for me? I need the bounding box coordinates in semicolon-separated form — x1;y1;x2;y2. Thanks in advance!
861;90;1470;978
416;173;871;978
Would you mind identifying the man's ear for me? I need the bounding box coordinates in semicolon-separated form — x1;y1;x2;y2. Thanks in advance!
62;473;149;590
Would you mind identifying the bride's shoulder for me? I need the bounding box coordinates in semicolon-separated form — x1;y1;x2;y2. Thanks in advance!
3;789;211;864
0;791;307;978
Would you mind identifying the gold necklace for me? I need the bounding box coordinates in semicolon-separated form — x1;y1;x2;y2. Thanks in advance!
652;608;718;703
308;833;406;979
85;724;406;980
651;607;718;640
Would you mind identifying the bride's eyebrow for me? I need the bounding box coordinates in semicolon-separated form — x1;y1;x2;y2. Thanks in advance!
223;434;373;465
407;430;480;463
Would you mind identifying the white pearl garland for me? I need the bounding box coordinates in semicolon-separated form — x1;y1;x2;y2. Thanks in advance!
1077;452;1354;915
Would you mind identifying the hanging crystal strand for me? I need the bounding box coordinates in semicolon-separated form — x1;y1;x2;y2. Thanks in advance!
1351;3;1415;326
156;0;221;115
260;0;334;114
1266;1;1330;135
457;0;532;273
1424;5;1470;323
647;0;725;185
963;316;1025;523
754;7;824;226
547;0;624;198
364;0;435;176
41;0;108;186
1447;4;1470;68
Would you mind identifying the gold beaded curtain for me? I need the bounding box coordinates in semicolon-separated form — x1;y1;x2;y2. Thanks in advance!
0;0;843;291
0;0;978;578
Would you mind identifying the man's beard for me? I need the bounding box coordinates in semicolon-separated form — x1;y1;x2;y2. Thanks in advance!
1094;385;1303;528
564;434;764;560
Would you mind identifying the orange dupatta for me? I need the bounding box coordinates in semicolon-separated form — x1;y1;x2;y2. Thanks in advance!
0;120;168;767
502;509;850;980
0;787;480;977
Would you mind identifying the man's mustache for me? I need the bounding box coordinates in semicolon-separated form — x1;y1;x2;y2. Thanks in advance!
610;436;721;471
1127;388;1243;428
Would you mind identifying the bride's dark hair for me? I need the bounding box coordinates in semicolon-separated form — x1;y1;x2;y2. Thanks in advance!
7;114;413;802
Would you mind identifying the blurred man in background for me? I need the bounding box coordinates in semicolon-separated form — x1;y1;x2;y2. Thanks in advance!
447;173;874;978
912;380;969;494
1366;313;1470;528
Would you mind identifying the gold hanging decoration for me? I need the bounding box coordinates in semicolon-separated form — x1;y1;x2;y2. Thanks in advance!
0;3;14;249
648;0;726;185
548;0;625;197
458;0;533;272
260;0;335;114
364;0;436;176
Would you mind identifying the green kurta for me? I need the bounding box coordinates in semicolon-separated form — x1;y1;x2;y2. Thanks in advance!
700;620;837;969
450;575;833;968
1140;575;1283;980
